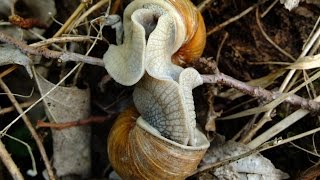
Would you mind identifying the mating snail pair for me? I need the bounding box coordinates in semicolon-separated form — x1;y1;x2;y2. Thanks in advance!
103;0;208;179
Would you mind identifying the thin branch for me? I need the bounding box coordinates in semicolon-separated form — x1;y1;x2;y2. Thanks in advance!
53;2;87;37
216;32;229;65
201;72;320;113
30;36;93;47
0;78;56;180
197;0;214;12
0;140;24;180
0;31;104;66
247;95;320;148
243;17;320;143
261;0;279;18
0;100;36;115
256;8;296;61
73;0;110;28
0;65;18;79
207;0;268;36
36;115;111;130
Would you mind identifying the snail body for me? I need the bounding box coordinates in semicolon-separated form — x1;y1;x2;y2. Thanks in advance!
107;107;209;180
103;0;206;85
105;0;209;179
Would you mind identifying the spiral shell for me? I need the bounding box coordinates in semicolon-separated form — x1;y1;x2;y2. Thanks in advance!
169;0;206;65
107;107;210;180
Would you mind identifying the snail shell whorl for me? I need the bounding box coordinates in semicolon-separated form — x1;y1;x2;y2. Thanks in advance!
169;0;207;65
108;107;209;180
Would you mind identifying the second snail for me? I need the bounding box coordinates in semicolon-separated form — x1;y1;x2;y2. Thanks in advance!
104;0;209;179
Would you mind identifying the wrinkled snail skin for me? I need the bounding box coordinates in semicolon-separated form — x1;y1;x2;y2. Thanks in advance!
103;0;206;85
107;107;210;180
133;68;203;146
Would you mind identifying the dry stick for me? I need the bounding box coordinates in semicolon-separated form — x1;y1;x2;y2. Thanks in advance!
0;140;24;180
0;100;36;115
280;24;320;92
207;0;268;36
30;36;93;47
36;116;110;130
73;0;110;28
201;72;320;113
0;79;55;180
197;0;214;12
0;65;17;78
261;0;279;18
216;32;229;65
0;31;104;67
247;95;320;148
256;8;296;61
300;161;320;180
240;10;320;143
111;0;121;14
53;2;87;37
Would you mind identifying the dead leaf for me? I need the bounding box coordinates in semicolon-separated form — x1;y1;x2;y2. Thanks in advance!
0;44;32;77
201;141;289;180
280;0;301;11
34;71;91;178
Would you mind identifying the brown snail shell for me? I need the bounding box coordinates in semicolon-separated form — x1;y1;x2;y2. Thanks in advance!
169;0;206;65
107;107;210;180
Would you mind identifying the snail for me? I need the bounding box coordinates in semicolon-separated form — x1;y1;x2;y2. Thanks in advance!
107;106;209;179
103;0;206;85
104;0;208;179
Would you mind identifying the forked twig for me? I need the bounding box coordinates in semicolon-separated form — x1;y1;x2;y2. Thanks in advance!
0;78;55;180
0;140;24;180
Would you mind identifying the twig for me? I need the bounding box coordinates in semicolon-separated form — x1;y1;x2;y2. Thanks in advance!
0;79;56;180
201;72;320;113
243;16;320;143
73;0;110;28
0;140;24;180
248;96;320;148
111;0;121;14
216;32;229;65
299;161;320;180
289;142;320;158
30;36;93;47
0;31;104;66
256;8;296;61
36;115;110;130
0;100;36;115
280;22;320;92
4;134;37;177
261;0;279;18
0;65;18;79
53;2;87;37
207;0;268;36
197;0;214;12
